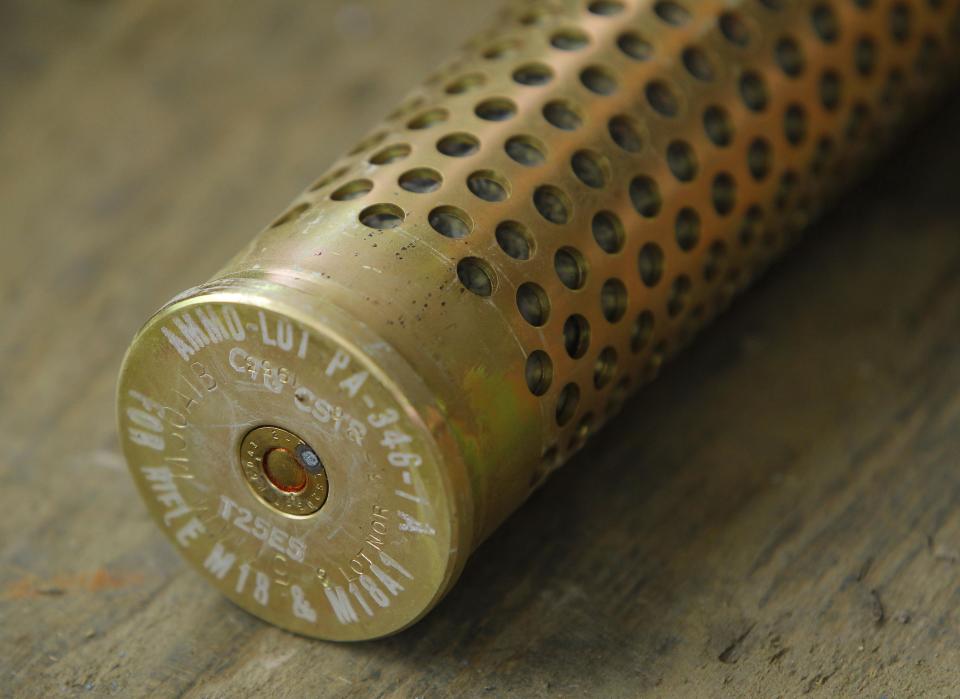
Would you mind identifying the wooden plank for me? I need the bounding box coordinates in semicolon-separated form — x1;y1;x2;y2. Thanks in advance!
3;1;960;696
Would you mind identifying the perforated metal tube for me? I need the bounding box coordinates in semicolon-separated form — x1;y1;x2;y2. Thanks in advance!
118;0;960;640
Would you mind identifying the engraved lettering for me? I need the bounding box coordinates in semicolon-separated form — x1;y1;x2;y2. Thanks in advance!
162;326;195;361
348;581;375;616
325;586;359;624
291;584;317;622
397;511;436;536
175;517;205;547
141;466;191;525
369;563;404;597
339;371;369;398
204;542;237;579
195;307;229;343
258;310;277;347
221;306;246;341
325;349;350;376
174;313;211;352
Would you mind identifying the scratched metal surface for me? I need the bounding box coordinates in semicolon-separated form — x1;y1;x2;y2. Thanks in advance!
3;1;960;696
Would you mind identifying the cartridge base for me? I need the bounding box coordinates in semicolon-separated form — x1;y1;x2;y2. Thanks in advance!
117;278;471;640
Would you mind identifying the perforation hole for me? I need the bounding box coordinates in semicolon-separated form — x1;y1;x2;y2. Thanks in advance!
600;279;628;322
881;68;905;107
407;109;448;130
845;102;870;140
331;179;374;201
643;341;667;381
682;47;715;81
784;104;807;145
517;282;551;326
580;65;618;95
747;138;772;180
571;150;610;189
551;28;590;50
638;243;664;286
631;311;655;352
429;206;473;238
457;257;496;297
467;170;510;202
667;140;698;182
531;446;558;488
592;211;624;254
719;11;750;46
534;185;572;224
588;0;624;15
775;36;805;78
606;378;630;414
398;169;442;194
703;105;733;146
543;100;583;130
630;176;662;217
349;132;387;156
712;173;736;215
617;32;653;61
654;1;690;25
703;240;729;281
496;221;534;260
369;144;411;165
271;202;310;228
505;135;547;166
563;315;591;358
309;167;348;192
570;411;592;452
359;203;404;229
513;63;554;86
555;383;580;426
555;247;587;289
675;207;701;251
855;36;877;76
483;39;523;60
817;133;839;172
889;0;911;40
525;350;553;396
437;132;480;157
775;170;799;211
519;9;548;26
445;73;486;95
388;96;425;121
738;205;764;247
739;71;768;111
646;80;679;117
609;115;643;152
667;275;692;317
812;3;840;43
820;70;842;111
475;98;517;121
593;347;618;389
425;71;446;89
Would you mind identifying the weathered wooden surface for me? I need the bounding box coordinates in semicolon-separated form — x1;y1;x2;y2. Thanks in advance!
3;1;960;696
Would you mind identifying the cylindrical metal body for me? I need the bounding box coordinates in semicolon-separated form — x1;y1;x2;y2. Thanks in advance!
118;0;960;640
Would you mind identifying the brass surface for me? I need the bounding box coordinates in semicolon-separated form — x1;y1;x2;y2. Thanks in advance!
117;0;960;640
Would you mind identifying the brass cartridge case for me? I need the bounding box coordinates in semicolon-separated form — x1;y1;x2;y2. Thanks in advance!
118;0;960;640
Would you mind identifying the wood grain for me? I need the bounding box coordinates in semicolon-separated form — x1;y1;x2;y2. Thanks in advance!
3;1;960;696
